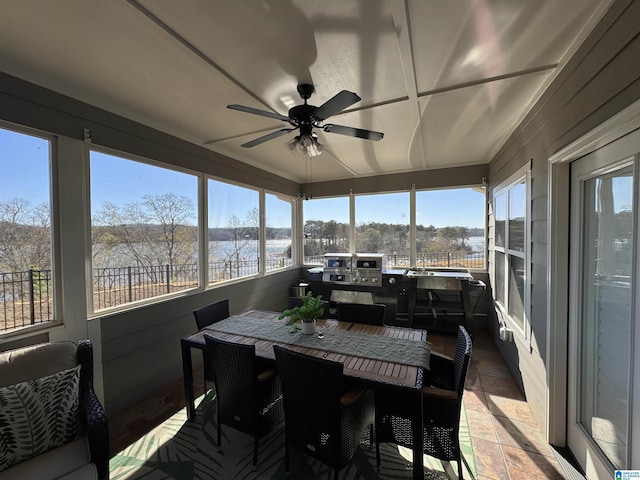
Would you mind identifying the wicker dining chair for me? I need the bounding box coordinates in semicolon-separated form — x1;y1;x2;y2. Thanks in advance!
273;345;374;480
193;299;229;391
375;325;473;479
336;302;386;326
204;335;283;470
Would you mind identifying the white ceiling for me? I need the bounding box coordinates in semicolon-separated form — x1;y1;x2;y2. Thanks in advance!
0;0;612;183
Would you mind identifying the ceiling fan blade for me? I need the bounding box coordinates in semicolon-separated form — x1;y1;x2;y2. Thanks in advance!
228;104;290;122
323;124;384;141
313;91;361;121
241;128;295;148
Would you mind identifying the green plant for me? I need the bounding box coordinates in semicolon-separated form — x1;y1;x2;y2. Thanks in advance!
278;292;324;326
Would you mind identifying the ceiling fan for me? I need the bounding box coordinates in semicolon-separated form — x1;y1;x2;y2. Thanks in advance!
227;84;383;156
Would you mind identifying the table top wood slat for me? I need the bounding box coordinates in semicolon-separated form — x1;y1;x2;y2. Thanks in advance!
183;309;427;387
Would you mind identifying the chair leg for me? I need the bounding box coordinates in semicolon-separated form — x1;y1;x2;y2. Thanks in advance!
216;411;222;452
460;451;474;480
252;437;258;471
284;442;290;477
458;458;464;479
375;439;381;471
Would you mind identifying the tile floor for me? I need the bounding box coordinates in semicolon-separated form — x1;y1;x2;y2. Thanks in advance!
108;328;567;479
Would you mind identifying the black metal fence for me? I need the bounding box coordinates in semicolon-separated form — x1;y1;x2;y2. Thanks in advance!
0;269;53;332
0;252;481;332
0;258;294;331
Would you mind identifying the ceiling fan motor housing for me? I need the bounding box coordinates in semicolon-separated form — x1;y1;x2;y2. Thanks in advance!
288;104;318;127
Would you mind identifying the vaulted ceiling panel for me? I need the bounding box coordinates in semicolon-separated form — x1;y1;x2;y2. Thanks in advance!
0;0;613;183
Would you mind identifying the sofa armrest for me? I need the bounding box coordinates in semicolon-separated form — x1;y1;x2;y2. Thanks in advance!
81;389;108;480
79;386;109;480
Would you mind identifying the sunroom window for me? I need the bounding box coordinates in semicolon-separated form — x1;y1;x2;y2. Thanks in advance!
90;150;199;311
302;196;349;265
208;179;260;282
493;170;530;336
265;193;293;272
0;126;53;332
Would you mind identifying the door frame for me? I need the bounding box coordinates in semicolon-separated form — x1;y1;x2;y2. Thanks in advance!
547;99;640;448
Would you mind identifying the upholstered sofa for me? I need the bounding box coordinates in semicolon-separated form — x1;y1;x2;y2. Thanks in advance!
0;340;109;480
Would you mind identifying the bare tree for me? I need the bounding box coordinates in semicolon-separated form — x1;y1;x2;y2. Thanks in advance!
0;198;51;272
92;193;197;280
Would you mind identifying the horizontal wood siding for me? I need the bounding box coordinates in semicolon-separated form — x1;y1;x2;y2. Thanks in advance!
488;0;640;431
100;269;299;415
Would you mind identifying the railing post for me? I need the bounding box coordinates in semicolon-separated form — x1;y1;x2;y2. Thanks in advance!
128;266;133;303
166;264;171;293
28;269;35;325
448;252;451;267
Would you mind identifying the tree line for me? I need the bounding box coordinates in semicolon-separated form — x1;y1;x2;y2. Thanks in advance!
3;193;485;274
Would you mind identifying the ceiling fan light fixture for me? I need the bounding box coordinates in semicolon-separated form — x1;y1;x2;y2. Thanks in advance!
301;133;314;148
288;133;323;157
287;137;299;151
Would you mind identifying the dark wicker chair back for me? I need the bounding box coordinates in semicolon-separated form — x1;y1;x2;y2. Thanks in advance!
194;299;230;388
204;335;283;469
287;296;329;319
336;302;386;325
375;325;472;479
421;326;472;478
452;325;472;395
273;345;374;480
193;298;229;330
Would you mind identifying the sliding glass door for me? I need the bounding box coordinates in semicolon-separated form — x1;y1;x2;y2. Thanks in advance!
568;129;640;477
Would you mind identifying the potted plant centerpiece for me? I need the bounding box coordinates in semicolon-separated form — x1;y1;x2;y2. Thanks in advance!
279;292;324;334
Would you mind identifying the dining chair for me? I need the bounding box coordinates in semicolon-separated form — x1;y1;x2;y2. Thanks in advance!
288;296;330;318
273;345;375;480
193;299;229;391
193;298;229;330
375;325;473;479
336;302;386;326
204;335;284;470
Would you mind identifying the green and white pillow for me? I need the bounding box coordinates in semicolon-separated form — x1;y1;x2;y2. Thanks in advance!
0;365;81;472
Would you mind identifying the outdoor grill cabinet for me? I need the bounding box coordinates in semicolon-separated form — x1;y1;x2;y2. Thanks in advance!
305;262;487;331
0;340;109;480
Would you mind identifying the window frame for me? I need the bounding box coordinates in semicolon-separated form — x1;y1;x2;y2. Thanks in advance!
88;146;202;315
0;121;57;334
301;187;487;272
492;163;532;342
206;176;261;284
84;156;300;316
206;175;298;286
263;191;296;273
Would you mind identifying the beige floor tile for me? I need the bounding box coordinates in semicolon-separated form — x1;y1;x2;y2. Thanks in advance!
492;415;556;457
502;445;565;479
485;394;538;424
466;408;498;442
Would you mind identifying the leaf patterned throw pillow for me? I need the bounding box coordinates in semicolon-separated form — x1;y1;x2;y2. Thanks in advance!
0;364;81;472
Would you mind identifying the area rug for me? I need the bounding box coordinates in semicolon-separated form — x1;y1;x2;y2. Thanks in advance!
109;391;476;480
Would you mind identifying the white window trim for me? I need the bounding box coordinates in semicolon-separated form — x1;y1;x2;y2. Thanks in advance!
0;121;60;336
263;190;296;274
492;161;532;344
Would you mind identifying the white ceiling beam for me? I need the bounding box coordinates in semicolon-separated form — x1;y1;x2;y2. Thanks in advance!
389;0;427;169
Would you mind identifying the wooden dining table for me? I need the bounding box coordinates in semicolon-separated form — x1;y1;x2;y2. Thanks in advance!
180;309;430;479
